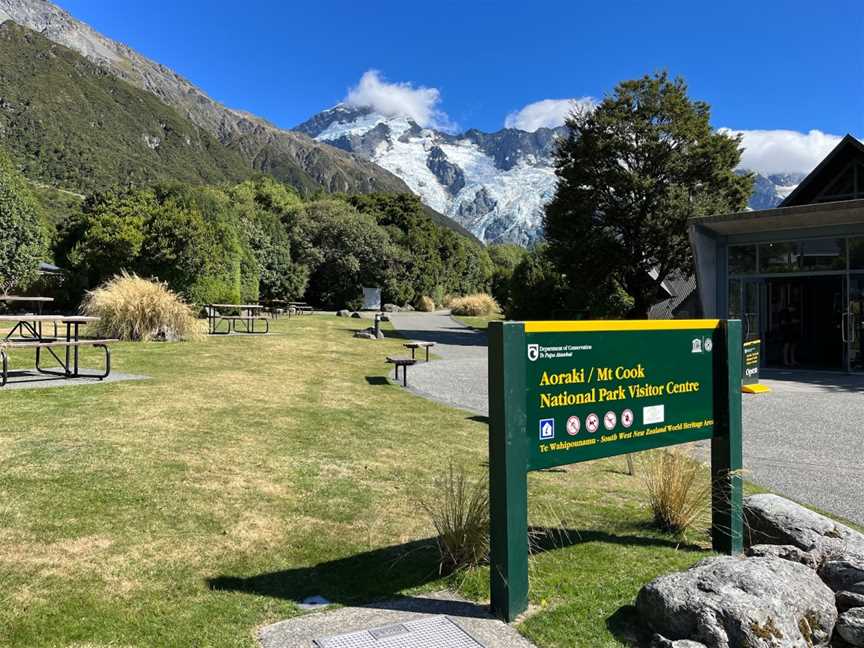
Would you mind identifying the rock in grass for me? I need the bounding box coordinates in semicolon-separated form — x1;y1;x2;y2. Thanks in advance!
337;309;350;317
746;544;820;570
744;494;864;564
636;556;836;647
350;312;362;318
837;608;864;646
838;592;864;613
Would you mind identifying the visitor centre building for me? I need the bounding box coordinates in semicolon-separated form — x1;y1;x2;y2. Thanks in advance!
690;134;864;371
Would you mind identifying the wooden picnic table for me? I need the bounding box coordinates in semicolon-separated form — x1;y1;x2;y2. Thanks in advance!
1;295;54;315
403;341;435;362
204;304;269;335
0;314;114;387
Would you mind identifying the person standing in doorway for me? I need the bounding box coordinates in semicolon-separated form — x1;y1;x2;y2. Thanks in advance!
781;302;800;367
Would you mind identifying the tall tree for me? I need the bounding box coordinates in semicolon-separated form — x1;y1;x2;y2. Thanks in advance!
544;72;753;317
0;150;44;294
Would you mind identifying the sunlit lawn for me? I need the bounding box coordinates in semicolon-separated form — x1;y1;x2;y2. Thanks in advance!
452;312;505;330
1;314;717;647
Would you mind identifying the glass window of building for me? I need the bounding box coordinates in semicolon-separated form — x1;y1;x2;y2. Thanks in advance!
800;238;845;271
728;245;757;275
759;242;800;273
850;238;864;270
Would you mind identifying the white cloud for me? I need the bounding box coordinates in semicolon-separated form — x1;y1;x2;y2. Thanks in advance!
345;70;455;131
720;128;843;176
504;97;595;132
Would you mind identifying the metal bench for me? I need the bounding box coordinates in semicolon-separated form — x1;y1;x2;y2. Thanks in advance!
403;341;435;362
1;338;115;387
386;356;417;387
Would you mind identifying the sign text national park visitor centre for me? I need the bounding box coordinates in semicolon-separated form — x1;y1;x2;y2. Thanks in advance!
486;134;864;621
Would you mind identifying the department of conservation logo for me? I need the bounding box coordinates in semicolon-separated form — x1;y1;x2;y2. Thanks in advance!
527;344;539;362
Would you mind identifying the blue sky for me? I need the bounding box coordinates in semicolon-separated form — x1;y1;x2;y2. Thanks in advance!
60;0;862;173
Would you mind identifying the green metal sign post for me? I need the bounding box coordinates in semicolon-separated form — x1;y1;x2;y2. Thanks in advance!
488;319;743;622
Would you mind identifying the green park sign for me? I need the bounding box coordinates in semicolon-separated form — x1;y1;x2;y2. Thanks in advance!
488;319;743;621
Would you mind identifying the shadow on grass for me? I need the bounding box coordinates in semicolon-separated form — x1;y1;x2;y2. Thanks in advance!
606;604;647;647
364;376;391;386
207;527;702;610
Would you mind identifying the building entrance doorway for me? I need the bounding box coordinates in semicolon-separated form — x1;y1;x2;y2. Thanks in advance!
762;277;845;370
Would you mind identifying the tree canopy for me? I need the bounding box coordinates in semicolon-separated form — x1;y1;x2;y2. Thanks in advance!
543;72;753;317
0;149;45;294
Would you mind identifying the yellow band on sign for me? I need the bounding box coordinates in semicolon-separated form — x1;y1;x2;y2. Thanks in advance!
524;319;722;333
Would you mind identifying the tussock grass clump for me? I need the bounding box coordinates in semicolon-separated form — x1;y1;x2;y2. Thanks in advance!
416;295;435;312
420;461;489;575
81;272;204;342
448;293;499;317
640;448;711;536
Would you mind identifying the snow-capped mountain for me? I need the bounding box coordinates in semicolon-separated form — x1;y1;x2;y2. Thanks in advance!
298;105;804;245
747;172;806;210
296;105;565;245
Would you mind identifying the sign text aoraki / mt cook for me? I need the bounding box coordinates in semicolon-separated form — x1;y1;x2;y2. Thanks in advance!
526;327;716;470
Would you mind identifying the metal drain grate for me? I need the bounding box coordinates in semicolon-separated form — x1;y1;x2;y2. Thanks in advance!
314;615;486;648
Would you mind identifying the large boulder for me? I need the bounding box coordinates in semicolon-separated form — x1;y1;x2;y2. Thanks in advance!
744;494;864;564
837;607;864;646
336;309;350;317
382;303;401;313
636;556;837;647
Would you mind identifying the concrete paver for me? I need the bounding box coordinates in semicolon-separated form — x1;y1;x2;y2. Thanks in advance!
259;591;537;648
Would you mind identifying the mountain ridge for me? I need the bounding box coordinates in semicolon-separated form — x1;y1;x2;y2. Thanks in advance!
0;0;414;197
296;104;566;245
0;20;252;194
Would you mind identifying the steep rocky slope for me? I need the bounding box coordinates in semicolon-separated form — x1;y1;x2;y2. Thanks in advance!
0;0;413;196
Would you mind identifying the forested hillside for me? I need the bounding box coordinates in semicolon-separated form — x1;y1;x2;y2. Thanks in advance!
0;21;252;195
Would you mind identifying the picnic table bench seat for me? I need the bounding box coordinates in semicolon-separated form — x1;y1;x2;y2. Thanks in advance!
402;341;435;362
1;337;117;387
385;355;417;387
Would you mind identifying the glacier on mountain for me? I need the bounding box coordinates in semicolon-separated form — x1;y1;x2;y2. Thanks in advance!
298;105;559;245
299;104;800;246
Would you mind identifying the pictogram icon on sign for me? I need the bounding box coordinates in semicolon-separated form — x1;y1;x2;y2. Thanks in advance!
604;410;617;430
585;413;599;433
621;408;634;428
566;416;580;436
539;418;555;440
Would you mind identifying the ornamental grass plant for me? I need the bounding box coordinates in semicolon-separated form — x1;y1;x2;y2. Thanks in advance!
640;447;712;537
416;295;436;312
81;272;204;342
420;460;489;575
448;293;500;317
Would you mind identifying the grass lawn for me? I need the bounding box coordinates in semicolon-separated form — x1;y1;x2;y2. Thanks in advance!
1;315;719;647
452;312;505;330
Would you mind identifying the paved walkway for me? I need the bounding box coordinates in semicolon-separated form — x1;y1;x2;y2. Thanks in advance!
389;313;864;526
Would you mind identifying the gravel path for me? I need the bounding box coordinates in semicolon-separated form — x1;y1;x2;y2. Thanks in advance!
388;311;488;415
389;313;864;526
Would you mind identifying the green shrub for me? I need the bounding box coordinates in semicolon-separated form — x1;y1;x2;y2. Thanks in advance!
81;272;203;342
449;293;499;316
0;149;45;294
